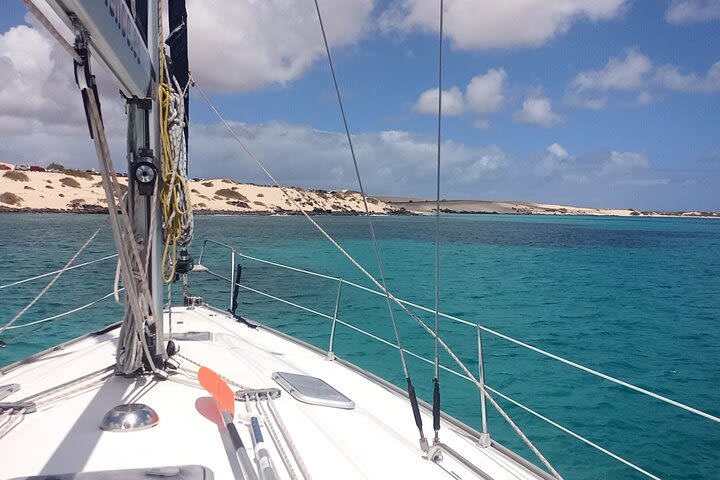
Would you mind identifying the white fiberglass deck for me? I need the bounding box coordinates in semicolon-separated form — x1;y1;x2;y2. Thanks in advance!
0;305;544;479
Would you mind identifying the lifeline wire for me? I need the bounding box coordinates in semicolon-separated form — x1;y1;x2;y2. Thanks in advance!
191;55;564;480
0;227;101;337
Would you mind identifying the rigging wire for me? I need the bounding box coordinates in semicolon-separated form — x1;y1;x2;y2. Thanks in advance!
194;75;562;477
0;227;101;337
312;0;428;451
432;0;444;446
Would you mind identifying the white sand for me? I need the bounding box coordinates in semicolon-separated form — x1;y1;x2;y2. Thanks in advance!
0;165;397;214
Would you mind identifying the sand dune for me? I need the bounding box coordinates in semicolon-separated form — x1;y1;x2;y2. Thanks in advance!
0;164;400;214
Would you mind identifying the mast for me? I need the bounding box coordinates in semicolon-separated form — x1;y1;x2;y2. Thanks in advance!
145;0;165;361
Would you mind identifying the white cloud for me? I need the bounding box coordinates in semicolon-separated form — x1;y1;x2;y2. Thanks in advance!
568;51;720;107
413;68;506;117
666;0;720;23
535;143;584;181
0;21;126;168
413;87;465;115
567;50;652;109
547;143;569;159
513;93;563;127
381;0;627;49
600;151;649;178
569;50;652;95
188;121;510;193
465;69;507;114
187;0;373;92
655;61;720;92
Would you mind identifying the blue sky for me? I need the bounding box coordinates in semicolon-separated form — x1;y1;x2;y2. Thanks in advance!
1;0;719;210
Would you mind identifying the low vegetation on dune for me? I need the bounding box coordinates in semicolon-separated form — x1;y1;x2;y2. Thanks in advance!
60;177;81;188
215;188;248;202
68;198;85;208
3;170;29;182
47;162;65;171
226;200;249;208
63;168;93;180
0;192;22;205
201;181;213;187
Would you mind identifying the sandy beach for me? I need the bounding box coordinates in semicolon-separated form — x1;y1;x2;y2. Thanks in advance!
378;197;720;218
0;163;400;215
2;163;717;218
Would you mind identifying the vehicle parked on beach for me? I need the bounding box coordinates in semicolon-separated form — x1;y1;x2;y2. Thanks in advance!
15;164;30;171
30;166;46;172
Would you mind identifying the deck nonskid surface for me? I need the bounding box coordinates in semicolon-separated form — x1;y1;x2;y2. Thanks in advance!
0;306;541;479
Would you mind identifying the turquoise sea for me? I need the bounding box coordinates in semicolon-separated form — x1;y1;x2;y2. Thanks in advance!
1;213;719;479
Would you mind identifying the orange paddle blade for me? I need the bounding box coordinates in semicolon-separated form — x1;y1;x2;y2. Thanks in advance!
198;366;235;415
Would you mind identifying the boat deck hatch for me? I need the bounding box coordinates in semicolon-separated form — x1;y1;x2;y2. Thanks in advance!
10;465;214;479
272;371;355;409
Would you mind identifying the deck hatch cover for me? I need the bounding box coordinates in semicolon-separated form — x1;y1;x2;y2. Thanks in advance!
272;371;355;409
10;465;214;479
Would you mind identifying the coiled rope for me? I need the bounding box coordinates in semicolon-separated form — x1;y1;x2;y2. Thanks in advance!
158;6;193;284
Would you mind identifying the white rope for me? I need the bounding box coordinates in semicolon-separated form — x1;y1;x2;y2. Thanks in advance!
0;254;118;291
113;257;122;304
257;399;299;480
266;397;311;480
83;86;158;374
0;228;101;336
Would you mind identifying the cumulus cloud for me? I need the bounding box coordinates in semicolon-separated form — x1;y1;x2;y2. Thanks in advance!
513;93;563;127
0;20;126;169
567;50;652;108
533;143;592;184
187;0;373;92
655;61;720;92
666;0;720;23
600;151;650;178
413;87;465;115
189;121;510;193
381;0;627;49
465;69;507;114
547;143;569;159
413;68;506;123
567;50;720;107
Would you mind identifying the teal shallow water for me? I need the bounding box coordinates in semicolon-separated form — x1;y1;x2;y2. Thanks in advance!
1;213;719;479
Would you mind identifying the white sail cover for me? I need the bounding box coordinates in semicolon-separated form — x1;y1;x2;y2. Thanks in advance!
42;0;153;97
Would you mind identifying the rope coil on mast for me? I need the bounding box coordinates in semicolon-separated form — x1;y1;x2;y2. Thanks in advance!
158;2;194;284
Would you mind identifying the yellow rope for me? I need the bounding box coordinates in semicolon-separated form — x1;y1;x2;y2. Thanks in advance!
158;3;192;283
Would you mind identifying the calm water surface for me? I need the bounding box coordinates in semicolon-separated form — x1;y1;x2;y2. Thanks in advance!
1;213;718;479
